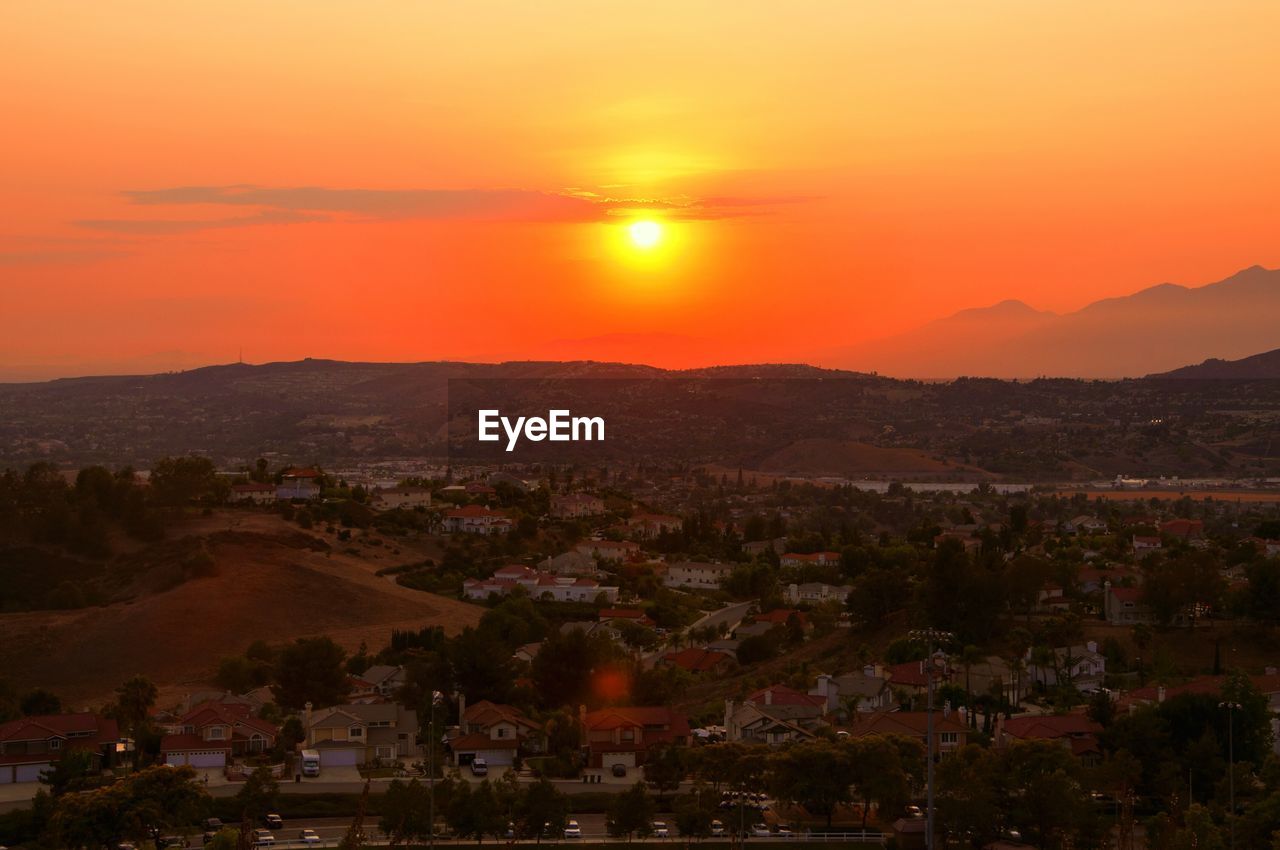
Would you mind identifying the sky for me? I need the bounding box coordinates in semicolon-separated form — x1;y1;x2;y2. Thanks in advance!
2;1;1279;379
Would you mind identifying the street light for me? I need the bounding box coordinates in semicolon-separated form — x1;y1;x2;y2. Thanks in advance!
1220;701;1241;850
909;628;954;850
429;690;445;850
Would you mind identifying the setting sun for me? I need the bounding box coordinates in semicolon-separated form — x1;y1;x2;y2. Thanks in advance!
628;220;663;250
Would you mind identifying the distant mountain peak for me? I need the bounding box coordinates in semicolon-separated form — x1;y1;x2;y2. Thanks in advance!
948;299;1055;321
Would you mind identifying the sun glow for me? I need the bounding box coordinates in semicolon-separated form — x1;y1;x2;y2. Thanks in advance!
628;220;663;249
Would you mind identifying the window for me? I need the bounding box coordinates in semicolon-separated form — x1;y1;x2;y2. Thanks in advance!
349;726;364;738
208;727;226;740
621;728;635;742
50;738;62;750
940;732;959;745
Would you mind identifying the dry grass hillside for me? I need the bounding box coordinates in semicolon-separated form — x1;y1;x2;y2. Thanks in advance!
0;512;481;707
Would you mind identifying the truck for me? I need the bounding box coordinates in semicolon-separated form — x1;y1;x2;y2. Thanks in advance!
300;749;321;777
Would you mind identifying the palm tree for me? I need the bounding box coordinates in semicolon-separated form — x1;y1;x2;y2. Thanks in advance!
960;645;984;728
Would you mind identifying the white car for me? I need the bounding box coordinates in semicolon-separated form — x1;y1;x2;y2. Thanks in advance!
752;824;772;838
776;826;794;839
651;822;669;838
252;832;274;848
711;821;725;838
564;820;582;839
298;830;320;846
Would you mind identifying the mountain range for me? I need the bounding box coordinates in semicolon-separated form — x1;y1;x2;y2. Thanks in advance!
830;265;1280;378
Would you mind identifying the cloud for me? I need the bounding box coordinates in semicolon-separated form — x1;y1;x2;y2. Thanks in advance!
74;209;325;234
74;184;811;234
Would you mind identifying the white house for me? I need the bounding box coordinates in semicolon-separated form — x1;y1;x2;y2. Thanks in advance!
663;561;734;590
443;505;512;535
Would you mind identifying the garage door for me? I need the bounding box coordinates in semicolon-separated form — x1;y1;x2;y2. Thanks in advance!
166;754;188;766
478;749;514;767
0;767;12;784
320;748;359;767
190;752;226;768
16;763;49;783
602;752;636;769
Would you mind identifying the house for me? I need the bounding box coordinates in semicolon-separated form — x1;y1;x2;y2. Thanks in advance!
277;468;322;501
886;656;950;697
786;582;852;605
599;608;655;628
574;539;640;562
230;482;276;504
780;551;842;568
1132;535;1162;557
934;531;982;552
359;665;407;698
660;647;735;675
581;706;690;770
443;505;512;535
748;609;810;635
462;565;618;603
722;700;818;746
742;538;786;556
1025;642;1106;692
1062;516;1108;535
845;711;970;756
627;514;683;538
551;494;606;519
722;685;830;740
512;642;542;664
539;550;598;576
1160;518;1205;540
449;699;542;768
1104;583;1151;625
372;485;432;511
810;668;894;715
161;703;279;768
998;714;1103;761
303;702;419;766
0;713;119;784
663;561;734;589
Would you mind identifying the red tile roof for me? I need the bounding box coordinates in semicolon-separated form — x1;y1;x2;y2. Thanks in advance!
746;685;826;708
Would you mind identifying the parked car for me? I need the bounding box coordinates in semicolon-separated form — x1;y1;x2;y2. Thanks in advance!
752;825;772;837
611;763;627;777
264;815;283;830
252;830;274;847
652;822;669;838
564;820;582;839
776;825;794;839
711;821;725;838
298;830;320;846
470;758;488;776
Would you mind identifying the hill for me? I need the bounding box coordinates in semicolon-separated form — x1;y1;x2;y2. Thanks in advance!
831;265;1280;378
1150;347;1280;379
752;438;982;478
0;512;482;706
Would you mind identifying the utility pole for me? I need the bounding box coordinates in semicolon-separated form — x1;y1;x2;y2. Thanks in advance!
429;690;444;850
1220;701;1241;850
910;628;954;850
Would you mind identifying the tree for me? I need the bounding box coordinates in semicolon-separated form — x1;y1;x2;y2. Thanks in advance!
673;785;716;839
21;688;62;716
607;781;655;840
234;767;280;824
767;741;856;828
149;456;222;506
448;778;506;843
271;637;348;710
848;737;913;830
113;675;158;738
514;779;569;842
381;779;431;846
40;749;96;797
643;744;685;803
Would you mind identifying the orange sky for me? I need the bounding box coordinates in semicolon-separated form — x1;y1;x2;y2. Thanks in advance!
2;1;1279;379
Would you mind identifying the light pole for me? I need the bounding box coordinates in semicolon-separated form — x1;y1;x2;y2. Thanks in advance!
1220;701;1241;850
910;628;954;850
429;690;444;850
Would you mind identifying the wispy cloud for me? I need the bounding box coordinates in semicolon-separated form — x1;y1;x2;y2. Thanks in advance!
75;184;810;234
75;208;323;234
